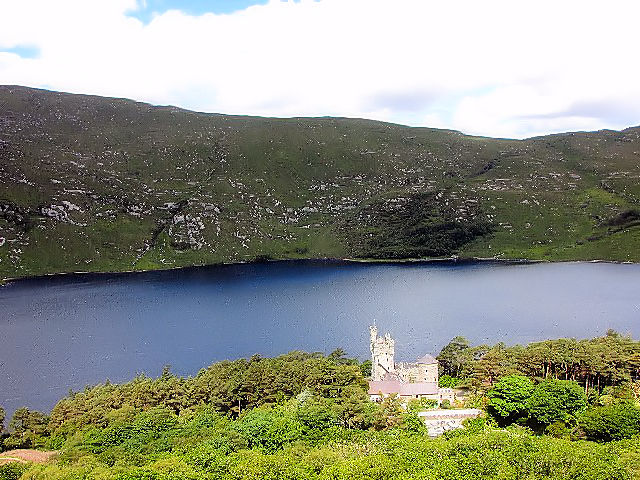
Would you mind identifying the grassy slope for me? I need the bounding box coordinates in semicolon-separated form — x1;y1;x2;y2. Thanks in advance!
1;85;639;279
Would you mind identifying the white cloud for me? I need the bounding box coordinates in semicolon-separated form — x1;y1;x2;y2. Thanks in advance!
0;0;639;138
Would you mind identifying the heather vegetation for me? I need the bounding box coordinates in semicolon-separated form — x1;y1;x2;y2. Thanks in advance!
2;87;640;281
0;334;639;479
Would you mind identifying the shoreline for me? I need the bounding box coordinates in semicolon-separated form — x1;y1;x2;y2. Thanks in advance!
1;255;637;286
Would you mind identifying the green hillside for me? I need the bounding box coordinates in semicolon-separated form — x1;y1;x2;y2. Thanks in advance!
1;85;639;279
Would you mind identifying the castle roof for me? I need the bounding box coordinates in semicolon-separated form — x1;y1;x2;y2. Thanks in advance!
416;354;438;364
368;380;439;396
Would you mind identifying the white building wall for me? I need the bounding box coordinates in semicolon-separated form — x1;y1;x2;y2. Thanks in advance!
370;326;395;381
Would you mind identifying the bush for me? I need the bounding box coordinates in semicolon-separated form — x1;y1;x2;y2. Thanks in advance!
487;375;534;425
407;398;437;412
400;412;428;434
0;464;29;480
296;395;338;432
545;421;570;439
527;379;586;426
443;417;487;439
439;375;460;388
132;406;178;434
236;406;303;452
372;394;404;430
579;402;640;441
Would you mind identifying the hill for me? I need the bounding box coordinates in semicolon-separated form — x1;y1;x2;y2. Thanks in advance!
1;85;640;279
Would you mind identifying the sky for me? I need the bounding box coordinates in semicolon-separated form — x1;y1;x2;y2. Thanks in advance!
1;0;639;139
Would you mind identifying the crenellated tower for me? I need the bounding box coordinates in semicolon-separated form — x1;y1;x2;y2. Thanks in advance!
370;325;395;381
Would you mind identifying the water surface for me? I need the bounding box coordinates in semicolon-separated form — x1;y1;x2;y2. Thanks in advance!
1;260;639;416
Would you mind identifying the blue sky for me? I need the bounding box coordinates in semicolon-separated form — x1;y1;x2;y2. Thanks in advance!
1;45;40;59
1;0;639;139
127;0;270;23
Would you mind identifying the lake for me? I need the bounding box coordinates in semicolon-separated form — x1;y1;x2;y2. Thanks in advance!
1;260;639;416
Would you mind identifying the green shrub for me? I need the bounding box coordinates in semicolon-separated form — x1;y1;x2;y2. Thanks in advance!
236;406;304;452
438;375;460;388
527;379;587;426
132;406;178;434
487;375;534;425
579;402;640;441
545;421;570;439
399;412;428;434
296;395;338;432
114;468;160;480
406;398;437;412
0;463;29;480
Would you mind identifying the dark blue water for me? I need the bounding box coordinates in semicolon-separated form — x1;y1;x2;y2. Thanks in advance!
1;260;639;417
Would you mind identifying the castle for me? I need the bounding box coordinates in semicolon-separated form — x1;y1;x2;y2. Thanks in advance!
368;325;456;404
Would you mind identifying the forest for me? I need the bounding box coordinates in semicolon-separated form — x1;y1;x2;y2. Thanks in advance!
0;332;639;479
436;329;640;391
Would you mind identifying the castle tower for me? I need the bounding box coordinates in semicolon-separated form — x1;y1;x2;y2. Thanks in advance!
370;325;395;381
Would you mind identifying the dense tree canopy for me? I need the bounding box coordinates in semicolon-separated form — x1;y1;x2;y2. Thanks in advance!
4;405;638;480
438;331;640;389
487;375;534;426
484;375;640;443
48;351;368;432
579;402;640;441
1;335;639;479
0;405;5;433
527;379;587;426
4;407;49;449
437;335;471;377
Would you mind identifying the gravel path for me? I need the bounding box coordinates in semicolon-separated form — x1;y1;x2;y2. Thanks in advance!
0;449;58;465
